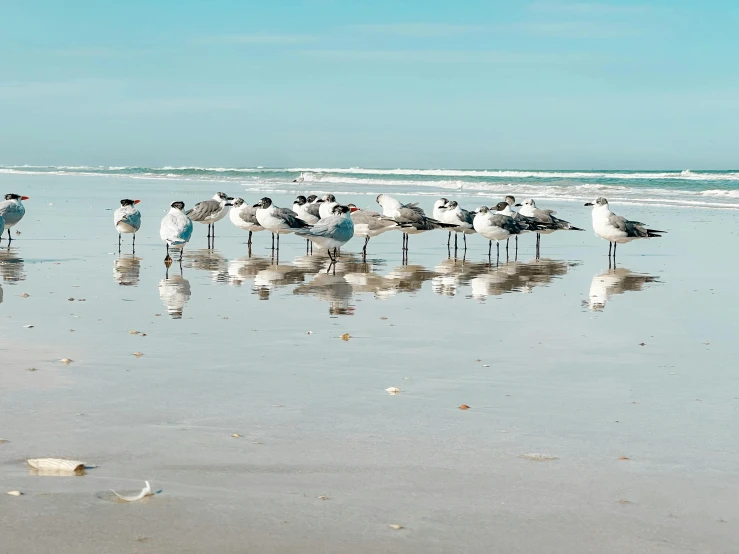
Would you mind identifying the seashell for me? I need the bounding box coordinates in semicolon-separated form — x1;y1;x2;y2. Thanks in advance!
231;433;241;438
132;352;144;357
459;404;470;410
111;480;153;502
19;293;29;298
22;324;34;328
129;330;140;335
388;524;404;530
520;453;559;462
60;358;72;365
7;491;22;496
317;495;329;500
27;458;86;475
385;387;400;395
340;333;351;341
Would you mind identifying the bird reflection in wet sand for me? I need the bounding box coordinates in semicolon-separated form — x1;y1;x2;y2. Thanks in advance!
0;247;26;283
227;256;273;287
159;266;192;319
182;249;230;283
294;272;355;315
469;258;577;301
113;254;141;286
252;260;315;299
432;258;491;297
584;265;660;311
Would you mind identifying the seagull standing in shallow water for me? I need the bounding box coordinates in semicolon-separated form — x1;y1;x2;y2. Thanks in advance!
516;198;583;257
296;204;354;264
0;194;28;243
229;198;264;246
347;204;400;260
160;201;193;264
472;206;531;260
440;200;475;251
585;197;665;258
254;197;311;250
376;194;454;254
114;198;141;252
186;192;233;246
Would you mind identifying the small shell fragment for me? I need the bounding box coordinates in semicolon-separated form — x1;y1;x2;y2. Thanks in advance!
22;324;34;329
7;491;22;496
129;330;140;335
520;453;559;462
111;481;153;502
317;495;329;500
459;404;470;410
132;352;144;357
385;387;400;395
27;458;86;475
388;524;404;530
60;358;73;365
19;293;29;298
231;433;241;438
340;333;351;341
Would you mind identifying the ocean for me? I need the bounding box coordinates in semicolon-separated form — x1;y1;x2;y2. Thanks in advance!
1;165;738;209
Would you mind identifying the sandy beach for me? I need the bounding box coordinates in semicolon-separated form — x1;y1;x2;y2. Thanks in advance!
2;173;739;553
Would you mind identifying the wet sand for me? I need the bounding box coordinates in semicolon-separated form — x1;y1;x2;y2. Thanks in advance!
1;174;739;553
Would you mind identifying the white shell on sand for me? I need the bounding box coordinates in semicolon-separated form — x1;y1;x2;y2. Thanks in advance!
520;453;559;462
27;458;86;475
60;358;73;365
385;387;401;395
111;481;153;502
7;491;22;496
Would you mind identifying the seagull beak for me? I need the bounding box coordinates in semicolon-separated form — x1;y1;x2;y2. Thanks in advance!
225;203;233;207
584;202;593;206
226;197;234;201
514;203;521;207
349;207;359;212
252;203;261;208
134;199;141;204
21;196;29;200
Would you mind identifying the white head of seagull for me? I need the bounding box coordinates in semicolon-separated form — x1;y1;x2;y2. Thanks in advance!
318;194;339;219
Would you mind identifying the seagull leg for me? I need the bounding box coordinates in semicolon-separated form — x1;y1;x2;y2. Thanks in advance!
132;234;136;253
447;231;451;248
454;233;458;251
248;230;252;246
506;238;509;256
276;234;280;250
463;234;467;250
363;236;369;260
608;242;612;257
271;233;275;250
327;248;336;263
164;244;172;265
8;229;12;243
613;242;617;258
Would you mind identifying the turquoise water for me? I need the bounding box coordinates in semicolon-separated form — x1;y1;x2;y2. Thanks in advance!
2;166;739;209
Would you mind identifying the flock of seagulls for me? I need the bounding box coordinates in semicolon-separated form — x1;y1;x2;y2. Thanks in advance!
0;189;666;265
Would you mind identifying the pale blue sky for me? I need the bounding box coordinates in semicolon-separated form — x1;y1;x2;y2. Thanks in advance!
1;1;737;169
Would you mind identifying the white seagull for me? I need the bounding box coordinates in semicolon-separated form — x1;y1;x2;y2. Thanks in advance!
432;198;452;246
113;198;141;252
516;198;584;256
0;194;28;243
293;195;322;253
584;197;665;257
160;201;194;264
186;192;233;244
347;204;401;259
293;173;305;184
441;200;476;250
376;194;454;252
318;194;339;219
296;205;355;263
229;198;264;245
254;197;311;249
473;206;531;258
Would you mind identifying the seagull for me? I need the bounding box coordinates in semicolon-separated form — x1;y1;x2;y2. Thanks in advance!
0;214;5;243
186;192;233;245
113;199;141;252
584;197;665;258
472;206;530;259
254;197;311;250
493;200;539;255
307;195;323;205
516;198;583;257
160;201;194;264
293;195;322;253
376;194;453;252
433;198;455;247
229;198;264;245
296;204;355;264
318;194;339;219
293;196;321;224
347;204;401;259
441;200;476;250
0;194;28;243
293;173;305;184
